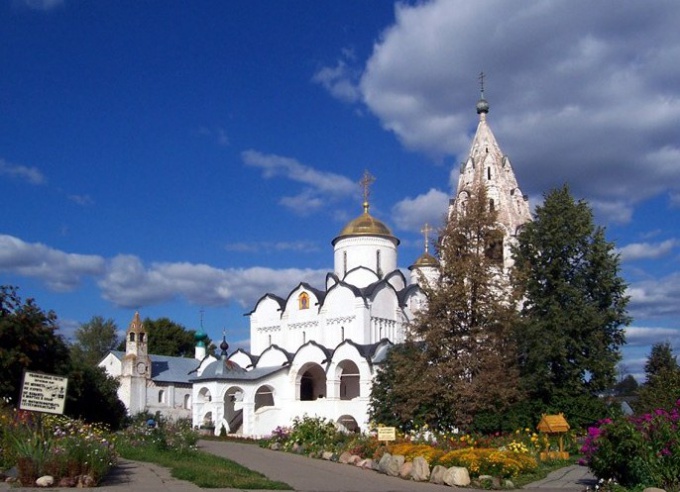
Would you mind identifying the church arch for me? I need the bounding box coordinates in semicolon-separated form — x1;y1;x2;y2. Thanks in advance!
336;415;359;433
254;385;275;411
296;363;327;401
223;386;244;434
198;387;211;403
336;360;361;400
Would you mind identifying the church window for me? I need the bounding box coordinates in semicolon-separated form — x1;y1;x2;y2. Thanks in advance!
343;251;347;276
341;326;345;341
298;292;310;310
139;333;145;343
376;250;382;277
484;229;504;264
129;333;135;342
268;334;272;345
184;394;191;409
303;331;306;344
487;167;491;180
158;390;165;404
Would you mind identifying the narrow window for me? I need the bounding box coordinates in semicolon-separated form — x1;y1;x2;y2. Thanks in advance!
376;250;382;276
341;326;345;341
184;394;191;409
129;333;135;342
487;167;491;180
268;334;272;345
139;333;145;343
158;390;165;404
343;251;347;276
303;331;306;344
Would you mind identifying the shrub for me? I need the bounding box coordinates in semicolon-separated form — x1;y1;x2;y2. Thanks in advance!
582;402;680;491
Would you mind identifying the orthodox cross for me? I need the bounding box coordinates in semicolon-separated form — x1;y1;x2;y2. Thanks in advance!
360;170;376;212
421;223;432;254
479;71;486;95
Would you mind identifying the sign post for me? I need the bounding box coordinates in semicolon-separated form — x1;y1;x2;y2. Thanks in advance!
19;371;68;415
377;426;396;443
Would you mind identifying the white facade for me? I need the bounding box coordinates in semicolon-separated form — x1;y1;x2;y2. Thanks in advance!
103;96;529;437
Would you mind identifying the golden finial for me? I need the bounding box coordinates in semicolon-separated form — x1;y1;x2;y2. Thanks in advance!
421;223;432;254
359;170;376;214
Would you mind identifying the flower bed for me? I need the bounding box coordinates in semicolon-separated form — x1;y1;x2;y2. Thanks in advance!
0;406;116;487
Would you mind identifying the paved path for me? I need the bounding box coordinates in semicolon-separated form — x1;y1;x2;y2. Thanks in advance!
1;439;597;492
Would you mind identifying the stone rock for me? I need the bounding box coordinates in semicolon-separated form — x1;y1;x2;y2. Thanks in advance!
429;465;447;484
444;466;471;487
378;453;392;473
36;475;54;487
643;488;666;492
505;479;515;489
321;451;334;461
399;461;412;479
348;455;362;465
357;458;374;470
77;474;96;487
380;454;404;477
338;451;353;464
270;442;281;451
58;476;76;487
411;456;430;481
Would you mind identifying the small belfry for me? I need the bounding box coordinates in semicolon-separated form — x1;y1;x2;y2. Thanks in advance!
449;74;532;270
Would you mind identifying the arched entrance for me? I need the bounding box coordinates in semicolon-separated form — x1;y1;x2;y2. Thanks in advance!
337;360;360;400
337;415;359;432
254;385;275;411
223;386;244;434
297;363;327;401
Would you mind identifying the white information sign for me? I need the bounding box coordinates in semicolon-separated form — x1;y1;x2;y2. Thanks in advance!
19;371;68;415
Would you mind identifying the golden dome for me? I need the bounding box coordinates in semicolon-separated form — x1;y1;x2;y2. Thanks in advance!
332;202;399;245
410;251;439;269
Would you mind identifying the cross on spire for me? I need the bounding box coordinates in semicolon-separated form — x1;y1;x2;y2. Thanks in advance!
479;71;486;96
421;223;432;254
360;170;376;213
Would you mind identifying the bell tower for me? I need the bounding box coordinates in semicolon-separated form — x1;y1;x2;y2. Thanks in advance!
449;75;532;271
120;312;151;414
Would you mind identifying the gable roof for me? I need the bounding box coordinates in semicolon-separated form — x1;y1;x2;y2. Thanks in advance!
108;351;199;384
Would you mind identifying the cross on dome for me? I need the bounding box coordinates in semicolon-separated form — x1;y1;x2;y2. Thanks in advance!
421;223;432;254
360;169;376;213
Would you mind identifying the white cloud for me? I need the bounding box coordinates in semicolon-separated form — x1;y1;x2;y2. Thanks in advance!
391;188;449;232
0;158;46;185
628;272;680;319
618;239;679;262
314;1;680;220
625;326;680;348
312;59;361;103
0;234;105;291
242;150;357;215
97;256;327;309
224;240;321;254
68;194;94;206
20;0;63;11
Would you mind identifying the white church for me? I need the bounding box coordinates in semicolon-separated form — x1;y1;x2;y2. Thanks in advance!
100;93;531;436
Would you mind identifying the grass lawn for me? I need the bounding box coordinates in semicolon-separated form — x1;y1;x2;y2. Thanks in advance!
118;445;292;489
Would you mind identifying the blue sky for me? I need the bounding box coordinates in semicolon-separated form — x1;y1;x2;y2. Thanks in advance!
1;0;679;381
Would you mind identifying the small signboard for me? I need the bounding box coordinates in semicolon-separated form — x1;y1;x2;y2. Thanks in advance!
19;371;68;415
377;426;396;442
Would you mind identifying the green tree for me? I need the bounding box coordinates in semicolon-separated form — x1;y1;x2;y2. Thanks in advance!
0;285;71;404
66;358;128;429
370;183;522;431
71;315;120;366
142;317;207;357
613;374;639;397
643;341;677;382
635;342;680;414
512;185;630;427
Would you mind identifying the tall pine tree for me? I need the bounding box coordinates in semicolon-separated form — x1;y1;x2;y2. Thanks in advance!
370;182;522;431
512;185;629;426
